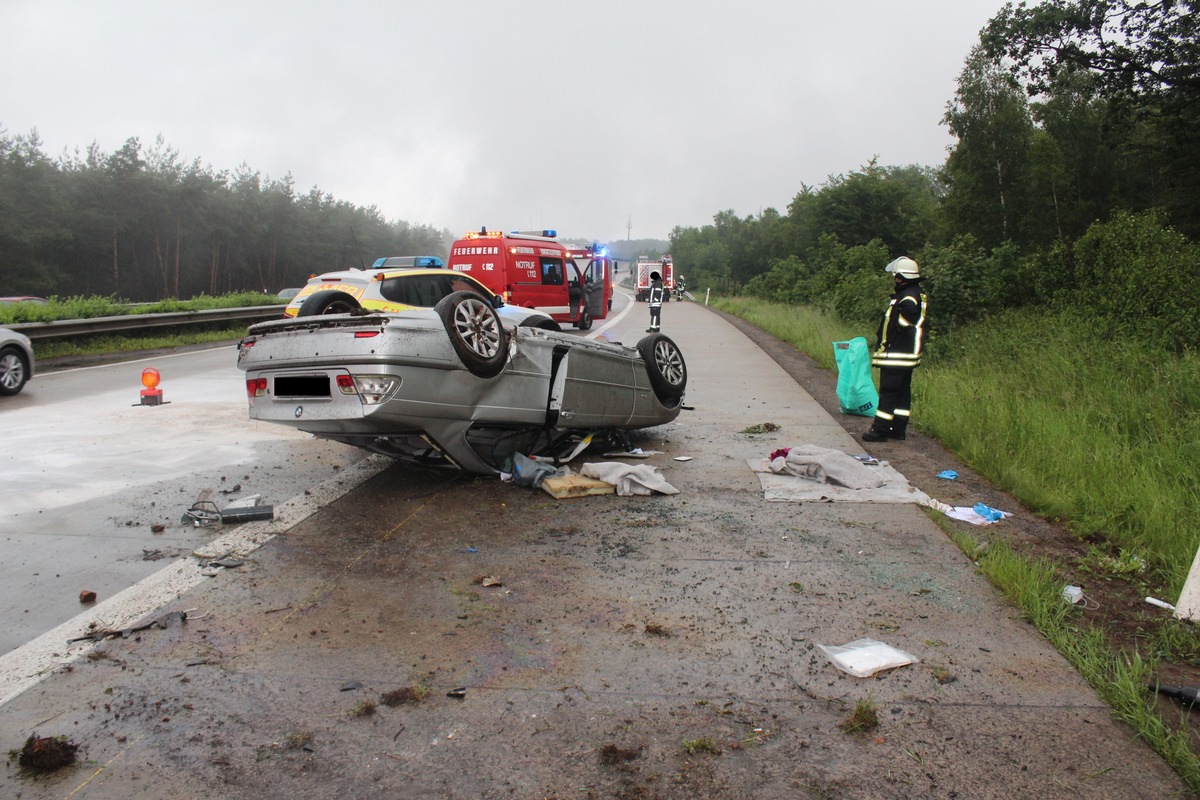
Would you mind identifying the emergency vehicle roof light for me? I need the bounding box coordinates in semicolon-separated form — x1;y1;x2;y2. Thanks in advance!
508;229;557;239
462;229;503;240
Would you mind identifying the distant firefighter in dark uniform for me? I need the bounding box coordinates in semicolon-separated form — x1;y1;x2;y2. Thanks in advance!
646;271;664;332
863;257;928;442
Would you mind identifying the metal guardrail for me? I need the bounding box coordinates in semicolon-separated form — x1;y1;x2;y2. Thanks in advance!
9;306;285;341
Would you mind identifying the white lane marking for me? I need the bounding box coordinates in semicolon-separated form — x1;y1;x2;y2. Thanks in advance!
0;454;391;708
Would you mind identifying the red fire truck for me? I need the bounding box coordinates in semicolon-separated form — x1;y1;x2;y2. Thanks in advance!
635;256;674;302
447;229;611;330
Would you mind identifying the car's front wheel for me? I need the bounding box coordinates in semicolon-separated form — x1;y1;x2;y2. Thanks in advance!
637;334;686;405
436;291;508;378
296;290;362;317
576;310;592;331
0;346;29;396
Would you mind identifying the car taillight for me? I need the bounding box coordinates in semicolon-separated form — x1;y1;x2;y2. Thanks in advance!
354;330;380;339
336;374;356;394
246;377;267;398
349;374;401;405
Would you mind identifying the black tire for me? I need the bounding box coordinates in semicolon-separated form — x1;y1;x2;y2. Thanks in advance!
0;346;29;396
576;310;592;331
519;315;562;332
637;334;686;404
435;291;508;378
297;290;361;317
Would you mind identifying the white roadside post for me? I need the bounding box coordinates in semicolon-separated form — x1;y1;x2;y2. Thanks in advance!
1171;548;1200;621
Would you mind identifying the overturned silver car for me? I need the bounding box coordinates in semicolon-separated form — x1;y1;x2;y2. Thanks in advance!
236;291;687;473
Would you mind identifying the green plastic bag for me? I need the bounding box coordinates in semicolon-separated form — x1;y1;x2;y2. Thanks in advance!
832;337;878;417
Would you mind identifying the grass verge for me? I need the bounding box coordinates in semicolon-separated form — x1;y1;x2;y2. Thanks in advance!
34;326;249;361
946;525;1200;792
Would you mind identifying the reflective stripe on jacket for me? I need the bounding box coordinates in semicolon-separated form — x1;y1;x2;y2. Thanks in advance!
871;283;927;369
649;283;665;307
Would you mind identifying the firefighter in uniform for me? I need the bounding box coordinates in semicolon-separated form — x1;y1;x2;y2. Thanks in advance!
863;257;927;442
646;270;665;332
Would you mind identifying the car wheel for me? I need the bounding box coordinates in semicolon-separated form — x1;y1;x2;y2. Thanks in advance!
0;346;29;396
519;315;562;332
637;334;686;405
296;290;362;317
435;291;508;378
576;310;592;331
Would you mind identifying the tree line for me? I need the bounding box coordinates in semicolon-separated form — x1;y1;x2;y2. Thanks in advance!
671;0;1200;351
0;134;447;302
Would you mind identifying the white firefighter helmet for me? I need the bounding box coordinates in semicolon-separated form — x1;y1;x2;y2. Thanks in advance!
885;257;920;279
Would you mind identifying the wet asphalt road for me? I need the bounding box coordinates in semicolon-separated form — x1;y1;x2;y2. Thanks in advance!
0;295;1187;799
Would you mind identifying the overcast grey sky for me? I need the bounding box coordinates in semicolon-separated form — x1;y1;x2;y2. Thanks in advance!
1;1;1004;242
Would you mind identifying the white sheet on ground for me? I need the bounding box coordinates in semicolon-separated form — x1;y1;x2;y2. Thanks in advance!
769;444;887;490
748;444;929;504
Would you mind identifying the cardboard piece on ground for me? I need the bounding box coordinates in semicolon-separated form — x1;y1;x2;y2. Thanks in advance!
540;474;615;499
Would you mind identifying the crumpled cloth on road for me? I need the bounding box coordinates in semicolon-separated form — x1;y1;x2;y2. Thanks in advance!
768;444;886;490
580;462;679;496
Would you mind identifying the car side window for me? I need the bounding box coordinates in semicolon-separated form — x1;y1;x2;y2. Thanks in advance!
541;258;564;286
380;275;443;306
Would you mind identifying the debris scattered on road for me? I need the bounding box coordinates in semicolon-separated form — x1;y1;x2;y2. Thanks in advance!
181;500;221;527
446;687;467;699
208;557;244;569
381;686;429;706
673;456;693;461
78;590;97;604
741;422;780;434
15;733;78;772
817;637;919;677
508;452;569;488
541;473;615;499
473;575;503;587
936;470;958;480
69;609;190;643
181;496;274;527
602;449;658;459
340;681;363;692
644;623;671;637
465;546;478;554
151;523;166;533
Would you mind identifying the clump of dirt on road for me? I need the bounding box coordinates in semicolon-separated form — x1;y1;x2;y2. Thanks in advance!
380;686;428;706
12;733;79;772
599;744;642;764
